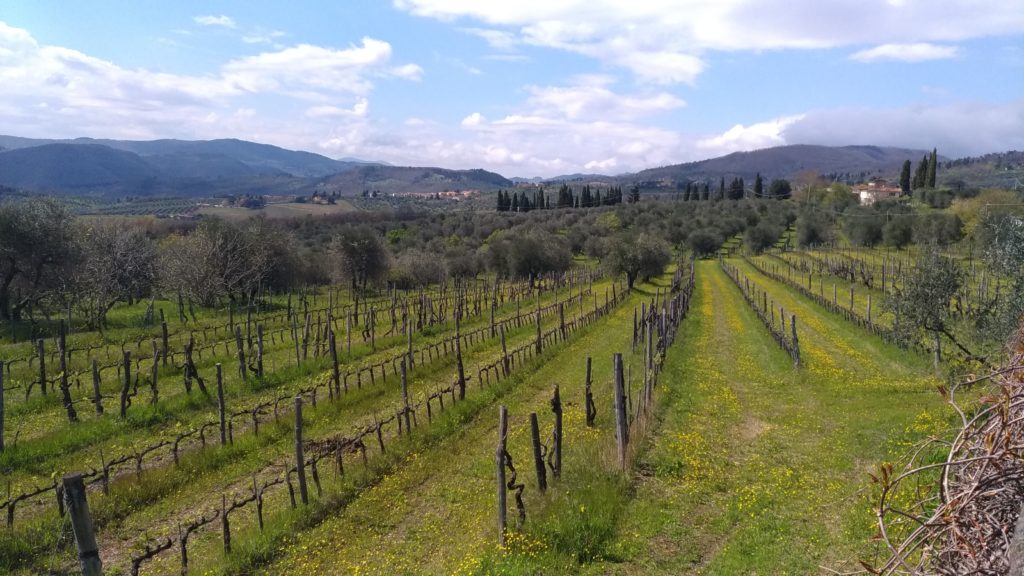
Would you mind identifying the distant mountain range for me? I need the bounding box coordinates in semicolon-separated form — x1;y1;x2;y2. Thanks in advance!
0;135;1010;197
0;136;511;196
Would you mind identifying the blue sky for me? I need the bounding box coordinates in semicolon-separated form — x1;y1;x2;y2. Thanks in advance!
0;1;1022;177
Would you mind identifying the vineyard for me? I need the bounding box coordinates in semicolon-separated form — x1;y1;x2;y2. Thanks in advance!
0;193;1019;573
1;231;1006;574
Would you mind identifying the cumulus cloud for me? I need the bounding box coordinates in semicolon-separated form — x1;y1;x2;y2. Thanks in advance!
461;112;485;126
696;116;804;156
779;100;1024;157
850;43;959;62
0;21;419;145
194;15;236;29
398;0;1024;83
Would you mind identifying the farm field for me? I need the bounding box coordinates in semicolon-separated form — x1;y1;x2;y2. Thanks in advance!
0;242;1001;575
197;201;359;220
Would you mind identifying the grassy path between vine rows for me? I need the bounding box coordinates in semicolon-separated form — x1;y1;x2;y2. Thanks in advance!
256;274;672;575
591;259;949;575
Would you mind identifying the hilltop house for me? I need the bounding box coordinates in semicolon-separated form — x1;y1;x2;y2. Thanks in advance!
853;178;902;205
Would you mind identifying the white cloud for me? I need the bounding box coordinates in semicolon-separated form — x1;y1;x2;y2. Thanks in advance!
305;100;370;118
523;75;685;120
397;0;1024;83
461;112;485;126
0;21;419;148
696;115;804;156
779;100;1024;158
194;15;236;29
850;43;959;62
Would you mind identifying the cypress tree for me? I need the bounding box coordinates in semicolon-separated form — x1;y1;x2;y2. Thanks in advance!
927;148;937;188
754;173;763;198
899;160;911;193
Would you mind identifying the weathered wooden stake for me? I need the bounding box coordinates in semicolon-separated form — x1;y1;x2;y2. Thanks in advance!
613;353;628;471
584;357;596;427
63;473;102;576
37;338;47;396
496;405;508;547
234;327;247;381
791;315;801;367
119;351;131;418
91;359;103;415
216;364;226;446
529;412;547;491
500;327;510;376
295;396;309;505
329;329;340;395
551;385;562;480
400;359;412;431
0;362;4;452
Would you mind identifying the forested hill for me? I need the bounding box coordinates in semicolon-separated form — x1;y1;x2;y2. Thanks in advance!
0;136;510;197
625;145;935;185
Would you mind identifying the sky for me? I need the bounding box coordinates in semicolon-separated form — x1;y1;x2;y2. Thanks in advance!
0;1;1022;178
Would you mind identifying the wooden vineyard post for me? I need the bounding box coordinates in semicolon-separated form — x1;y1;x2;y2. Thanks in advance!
256;324;264;381
584;356;596;427
216;364;226;446
0;362;4;452
866;294;873;326
37;338;47;396
559;302;566;341
407;320;415;369
500;327;510;377
791;315;801;367
58;322;78;422
496;405;508;548
120;351;131;418
63;473;102;576
550;385;562;481
455;312;466;399
234;327;247;381
91;359;103;415
850;285;855;311
529;412;546;492
291;314;301;367
535;306;542;355
934;332;941;370
346;311;352;356
295;396;309;505
329;328;340;396
400;359;412;432
161;321;169;366
613;353;628;471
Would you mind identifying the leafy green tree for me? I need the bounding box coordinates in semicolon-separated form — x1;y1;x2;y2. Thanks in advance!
603;232;671;289
743;222;782;253
912;155;929;190
796;209;831;247
629;185;640;204
899;160;911;193
687;228;724;258
883;215;914;249
888;248;974;360
0;198;76;320
842;207;884;247
768;179;792;199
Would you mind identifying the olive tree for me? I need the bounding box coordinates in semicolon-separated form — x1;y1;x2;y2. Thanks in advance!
603;232;672;289
0;198;76;320
74;221;157;329
330;225;390;291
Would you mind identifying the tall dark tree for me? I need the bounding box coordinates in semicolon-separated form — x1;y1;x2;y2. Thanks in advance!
718;177;725;201
927;148;938;188
912;155;929;190
768;179;792;200
754;173;764;198
899;160;911;193
629;185;640;203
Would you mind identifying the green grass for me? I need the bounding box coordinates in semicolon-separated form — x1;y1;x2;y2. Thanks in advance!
462;260;953;575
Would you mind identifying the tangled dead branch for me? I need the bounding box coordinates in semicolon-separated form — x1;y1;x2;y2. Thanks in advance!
862;329;1024;575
